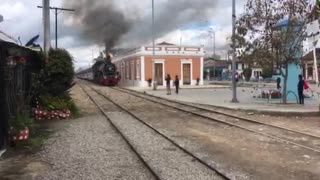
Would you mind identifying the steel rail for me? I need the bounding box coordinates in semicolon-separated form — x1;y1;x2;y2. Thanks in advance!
118;87;320;139
84;84;231;180
111;87;320;154
78;83;161;180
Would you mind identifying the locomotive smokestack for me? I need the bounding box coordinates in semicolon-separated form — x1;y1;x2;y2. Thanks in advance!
105;45;109;58
104;45;110;62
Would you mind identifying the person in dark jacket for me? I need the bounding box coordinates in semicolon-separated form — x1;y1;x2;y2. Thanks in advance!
165;74;171;95
174;75;179;94
297;75;304;105
276;77;281;90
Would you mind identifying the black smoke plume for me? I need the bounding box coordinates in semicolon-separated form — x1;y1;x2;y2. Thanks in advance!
63;0;131;52
120;0;218;46
64;0;217;49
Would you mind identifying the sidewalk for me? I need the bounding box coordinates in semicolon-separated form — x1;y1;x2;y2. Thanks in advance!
206;80;276;87
128;87;319;115
126;84;230;91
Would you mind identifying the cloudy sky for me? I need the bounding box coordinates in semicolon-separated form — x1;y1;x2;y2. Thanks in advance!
0;0;247;69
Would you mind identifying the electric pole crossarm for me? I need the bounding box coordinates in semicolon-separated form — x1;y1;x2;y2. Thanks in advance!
37;6;75;12
37;5;75;49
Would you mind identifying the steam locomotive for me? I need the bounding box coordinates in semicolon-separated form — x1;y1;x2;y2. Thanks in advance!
77;55;120;86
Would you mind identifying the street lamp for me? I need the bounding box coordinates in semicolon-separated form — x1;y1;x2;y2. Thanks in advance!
152;0;157;90
231;0;238;103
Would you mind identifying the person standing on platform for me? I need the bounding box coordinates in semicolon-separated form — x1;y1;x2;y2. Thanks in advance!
174;75;179;94
276;77;281;90
297;75;305;105
166;74;171;95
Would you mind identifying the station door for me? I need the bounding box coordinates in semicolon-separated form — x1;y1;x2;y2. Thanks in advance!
155;63;163;85
183;64;191;85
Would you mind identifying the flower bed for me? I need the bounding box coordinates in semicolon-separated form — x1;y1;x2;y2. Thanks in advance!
32;108;71;121
259;90;281;99
9;127;29;142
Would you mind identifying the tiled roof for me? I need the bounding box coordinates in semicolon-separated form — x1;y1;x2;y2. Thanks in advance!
157;42;175;46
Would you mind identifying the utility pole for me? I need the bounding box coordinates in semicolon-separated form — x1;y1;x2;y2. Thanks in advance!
213;31;215;57
152;0;157;90
42;0;50;63
231;0;238;103
208;28;216;58
38;5;75;49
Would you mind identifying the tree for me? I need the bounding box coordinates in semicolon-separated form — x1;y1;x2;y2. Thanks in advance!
261;66;273;79
243;68;252;81
237;0;312;103
211;54;221;60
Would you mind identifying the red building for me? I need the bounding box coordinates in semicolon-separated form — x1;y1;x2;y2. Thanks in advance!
113;42;204;87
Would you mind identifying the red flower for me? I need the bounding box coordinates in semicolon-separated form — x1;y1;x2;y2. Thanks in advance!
19;57;26;63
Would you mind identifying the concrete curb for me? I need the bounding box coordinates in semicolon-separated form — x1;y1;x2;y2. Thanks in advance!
188;102;320;117
124;87;319;116
141;91;319;117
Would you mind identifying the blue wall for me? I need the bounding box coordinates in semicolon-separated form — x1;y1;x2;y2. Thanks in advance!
277;20;303;101
281;64;301;101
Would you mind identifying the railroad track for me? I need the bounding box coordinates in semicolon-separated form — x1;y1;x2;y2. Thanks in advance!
78;83;160;180
109;86;320;154
78;82;230;180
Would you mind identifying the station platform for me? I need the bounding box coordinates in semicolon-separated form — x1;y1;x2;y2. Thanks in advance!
125;84;320;115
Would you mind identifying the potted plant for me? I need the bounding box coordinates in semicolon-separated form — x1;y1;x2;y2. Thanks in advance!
147;78;152;87
9;113;34;144
196;78;200;86
33;95;72;120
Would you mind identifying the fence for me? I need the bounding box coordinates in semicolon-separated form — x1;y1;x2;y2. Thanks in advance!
0;41;41;149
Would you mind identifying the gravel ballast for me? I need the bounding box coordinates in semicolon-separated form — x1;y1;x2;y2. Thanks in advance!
35;115;155;180
90;83;320;180
88;86;224;180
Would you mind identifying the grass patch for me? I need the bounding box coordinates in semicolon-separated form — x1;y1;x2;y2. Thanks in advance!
18;134;50;152
10;123;52;154
69;101;82;119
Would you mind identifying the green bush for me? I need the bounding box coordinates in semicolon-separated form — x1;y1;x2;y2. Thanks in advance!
261;67;273;79
34;49;75;97
40;95;80;118
31;49;80;117
243;68;252;81
40;95;73;110
10;113;35;130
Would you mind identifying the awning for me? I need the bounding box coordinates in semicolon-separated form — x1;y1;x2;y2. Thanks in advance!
301;48;320;62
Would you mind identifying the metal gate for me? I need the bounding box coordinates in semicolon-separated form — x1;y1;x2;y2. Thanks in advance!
0;44;8;150
0;41;40;150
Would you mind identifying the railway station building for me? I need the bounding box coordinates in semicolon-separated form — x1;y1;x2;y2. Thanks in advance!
112;42;204;87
